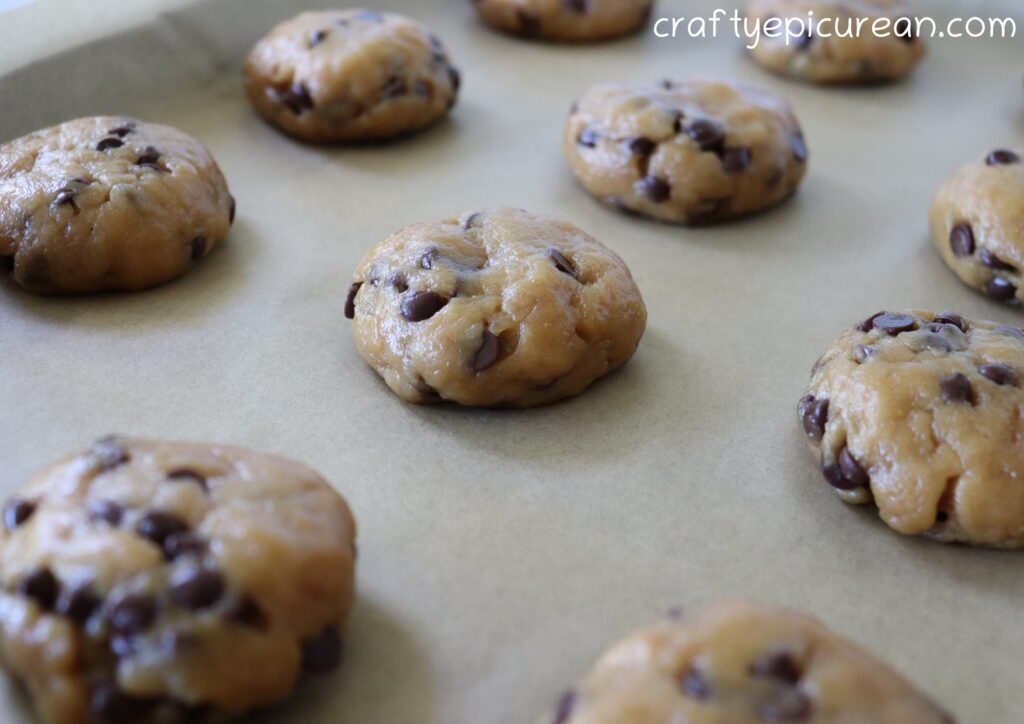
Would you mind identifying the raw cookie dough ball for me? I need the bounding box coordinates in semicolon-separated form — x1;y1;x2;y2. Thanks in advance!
471;0;653;42
244;9;460;143
542;600;951;724
746;0;926;84
930;148;1024;305
0;117;234;294
0;436;357;724
565;79;808;224
345;208;647;407
799;310;1024;548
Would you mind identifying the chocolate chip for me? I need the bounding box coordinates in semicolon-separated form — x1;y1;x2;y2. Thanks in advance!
978;248;1016;271
872;313;917;336
637;176;671;202
838;447;869;488
794;25;814;49
628;136;656;156
823;455;867;491
169;567;224;611
721;146;751;173
979;363;1019;387
562;0;587;12
933;312;967;332
985;276;1017;302
301;625;343;673
390;273;409;293
17;568;60;611
273;83;314;114
163;531;207;560
758;688;812;722
751;651;800;684
473;331;499;371
54;188;77;209
166;469;208;490
190;237;207;260
95;137;124;152
136;511;190;550
465;213;483;230
3;498;36;530
381;76;408;98
552;690;576;724
57;584;101;624
401;291;448;322
107;594;158;635
547;249;577;277
135;147;161;166
792;133;808;162
986;149;1020;166
448;66;461;93
229;196;237;224
686;119;725;151
229;596;268;629
680;667;711;700
344;282;363;319
857;312;884;332
310;29;329;48
577;127;599;148
895;16;918;43
107;125;134;137
940;373;974;404
949;223;975;257
88;500;124;526
799;396;828;441
93;436;129;471
90;684;156;724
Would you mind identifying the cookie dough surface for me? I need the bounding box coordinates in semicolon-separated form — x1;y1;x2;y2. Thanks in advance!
346;208;647;407
0;117;233;294
244;9;460;143
471;0;652;42
799;310;1024;548
0;437;357;724
930;149;1024;305
543;600;950;724
565;79;807;224
746;0;926;84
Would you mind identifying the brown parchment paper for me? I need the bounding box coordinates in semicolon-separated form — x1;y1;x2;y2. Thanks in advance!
1;0;1023;721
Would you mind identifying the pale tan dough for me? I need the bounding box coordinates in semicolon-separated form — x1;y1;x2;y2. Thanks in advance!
471;0;653;42
746;0;926;84
346;208;647;407
0;117;234;294
799;310;1024;548
541;600;951;724
0;437;357;724
564;79;808;224
244;9;459;143
929;148;1024;305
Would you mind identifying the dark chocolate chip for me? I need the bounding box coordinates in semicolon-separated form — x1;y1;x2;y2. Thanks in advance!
985;276;1017;302
680;667;711;700
857;312;885;332
552;690;576;724
169;567;224;611
107;125;134;138
628;136;656;156
473;331;499;372
895;16;918;43
93;436;129;471
310;29;329;48
390;273;409;293
3;498;36;530
301;625;343;673
799;396;828;442
933;312;966;332
872;313;917;336
229;596;268;629
107;594;158;635
274;83;314;114
822;456;866;491
166;469;208;491
751;651;800;684
465;213;483;230
17;568;60;611
54;188;77;209
686;119;725;151
940;373;974;404
136;511;190;550
979;363;1019;387
562;0;587;13
163;531;207;560
88;500;124;526
794;25;814;49
447;66;461;93
721;146;751;173
949;223;975;257
792;133;808;162
90;684;156;724
381;76;408;98
986;149;1020;166
57;584;101;624
577;127;599;148
838;447;869;488
547;248;577;277
95;137;124;152
229;195;237;224
978;248;1016;271
401;291;448;322
190;237;207;260
637;176;671;203
758;688;812;722
344;282;363;320
135;147;161;166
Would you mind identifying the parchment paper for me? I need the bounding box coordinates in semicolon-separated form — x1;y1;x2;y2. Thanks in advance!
1;0;1023;721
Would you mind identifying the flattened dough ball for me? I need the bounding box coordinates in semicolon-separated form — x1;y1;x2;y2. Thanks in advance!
542;600;951;724
799;310;1024;548
244;9;460;142
0;117;234;294
930;148;1024;305
0;436;357;724
746;0;926;84
345;208;647;407
471;0;653;42
565;79;808;224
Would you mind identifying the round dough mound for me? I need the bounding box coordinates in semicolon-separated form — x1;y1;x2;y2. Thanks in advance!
244;9;460;142
799;310;1024;548
930;148;1024;305
542;600;950;724
0;117;234;294
564;79;808;224
471;0;652;42
346;208;647;407
0;436;357;724
746;0;926;84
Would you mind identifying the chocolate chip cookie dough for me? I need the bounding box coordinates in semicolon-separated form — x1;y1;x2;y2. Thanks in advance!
930;149;1024;305
746;0;926;84
471;0;653;42
244;10;460;143
0;436;357;724
346;208;646;407
800;310;1024;548
565;79;808;224
542;600;951;724
0;117;234;294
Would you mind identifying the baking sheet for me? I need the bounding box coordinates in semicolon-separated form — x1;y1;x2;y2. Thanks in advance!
2;0;1023;721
